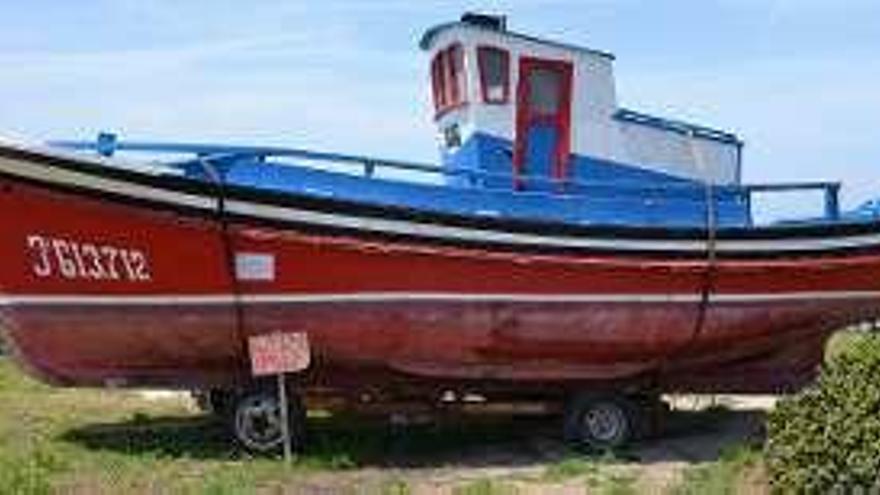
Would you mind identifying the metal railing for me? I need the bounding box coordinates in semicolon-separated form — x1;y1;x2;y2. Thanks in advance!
49;135;843;221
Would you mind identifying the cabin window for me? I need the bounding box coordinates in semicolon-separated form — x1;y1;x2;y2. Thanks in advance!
528;67;562;115
478;46;510;104
431;44;467;116
431;56;446;112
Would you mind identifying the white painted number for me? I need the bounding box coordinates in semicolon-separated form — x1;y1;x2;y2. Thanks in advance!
26;235;152;282
26;236;52;278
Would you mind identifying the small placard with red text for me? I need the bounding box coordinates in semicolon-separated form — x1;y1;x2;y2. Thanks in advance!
248;332;310;376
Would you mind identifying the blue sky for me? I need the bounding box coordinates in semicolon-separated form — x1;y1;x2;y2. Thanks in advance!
0;1;878;213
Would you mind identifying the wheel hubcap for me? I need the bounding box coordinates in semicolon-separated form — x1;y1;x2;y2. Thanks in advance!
235;394;283;451
583;403;625;443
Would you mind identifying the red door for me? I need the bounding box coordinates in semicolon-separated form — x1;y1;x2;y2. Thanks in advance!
513;57;573;191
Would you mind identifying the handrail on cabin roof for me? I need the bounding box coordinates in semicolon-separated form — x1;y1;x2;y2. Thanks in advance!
614;109;743;147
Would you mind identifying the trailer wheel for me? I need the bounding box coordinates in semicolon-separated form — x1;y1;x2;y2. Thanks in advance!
229;387;306;454
563;394;638;451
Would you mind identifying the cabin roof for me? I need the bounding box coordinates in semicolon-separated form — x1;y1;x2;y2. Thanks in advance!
419;20;616;61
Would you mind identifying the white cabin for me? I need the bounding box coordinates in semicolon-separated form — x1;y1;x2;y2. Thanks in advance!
420;14;743;190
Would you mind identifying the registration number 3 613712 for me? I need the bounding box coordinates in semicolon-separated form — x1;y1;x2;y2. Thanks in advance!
26;235;152;282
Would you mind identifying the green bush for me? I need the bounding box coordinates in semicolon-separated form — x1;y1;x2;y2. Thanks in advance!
765;332;880;493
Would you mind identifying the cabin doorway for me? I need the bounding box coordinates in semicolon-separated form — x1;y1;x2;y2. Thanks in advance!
513;57;573;191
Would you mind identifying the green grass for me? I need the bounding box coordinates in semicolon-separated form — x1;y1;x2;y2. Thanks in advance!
453;478;518;495
542;456;602;483
0;358;774;494
0;360;550;493
670;445;763;495
540;455;637;494
0;359;370;493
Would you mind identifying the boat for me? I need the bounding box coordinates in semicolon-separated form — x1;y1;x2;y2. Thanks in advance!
1;13;878;451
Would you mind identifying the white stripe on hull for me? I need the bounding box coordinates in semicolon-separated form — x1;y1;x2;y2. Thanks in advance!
0;155;215;210
223;199;706;252
226;199;880;253
2;146;880;254
0;290;879;307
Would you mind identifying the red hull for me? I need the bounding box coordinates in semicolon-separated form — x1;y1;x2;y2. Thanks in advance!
2;150;879;394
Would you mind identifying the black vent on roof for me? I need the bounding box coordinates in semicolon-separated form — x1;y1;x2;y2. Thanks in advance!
461;13;507;32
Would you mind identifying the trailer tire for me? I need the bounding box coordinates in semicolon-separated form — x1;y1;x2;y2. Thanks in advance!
229;386;306;455
563;393;639;451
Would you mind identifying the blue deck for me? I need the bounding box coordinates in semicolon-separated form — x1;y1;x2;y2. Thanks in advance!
221;159;750;227
50;135;849;230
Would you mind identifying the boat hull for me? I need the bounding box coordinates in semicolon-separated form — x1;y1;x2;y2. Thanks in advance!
1;299;844;393
1;146;879;394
